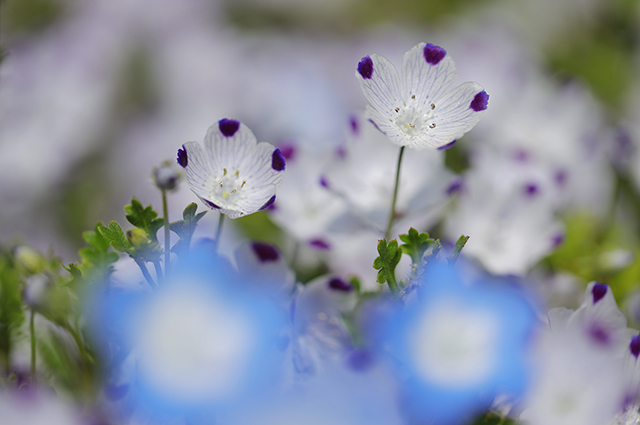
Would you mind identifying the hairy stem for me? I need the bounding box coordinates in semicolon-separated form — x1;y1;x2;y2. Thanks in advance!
214;213;225;251
30;309;36;384
384;146;405;240
162;189;171;277
134;258;157;289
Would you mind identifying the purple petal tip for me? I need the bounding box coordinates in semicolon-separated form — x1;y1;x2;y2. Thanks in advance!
177;147;188;168
278;144;296;161
446;178;462;195
203;199;220;209
219;118;240;137
524;183;539;197
552;233;564;247
357;56;374;79
309;239;330;250
470;91;489;112
328;277;352;292
349;115;359;135
592;283;608;304
259;195;276;211
423;43;446;65
437;140;457;151
252;242;279;262
272;149;286;171
630;335;640;359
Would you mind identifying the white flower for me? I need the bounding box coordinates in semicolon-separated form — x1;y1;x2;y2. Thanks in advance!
521;283;630;425
356;42;488;150
177;119;286;219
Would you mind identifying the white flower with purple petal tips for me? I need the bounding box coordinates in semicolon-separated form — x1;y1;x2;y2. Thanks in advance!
177;119;285;219
356;43;488;149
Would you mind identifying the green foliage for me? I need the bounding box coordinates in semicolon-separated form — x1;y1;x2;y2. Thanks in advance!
38;330;98;405
2;0;65;35
97;220;133;254
373;239;402;294
94;199;164;264
72;224;119;282
170;203;207;255
449;235;470;265
0;253;25;372
469;411;516;425
399;228;436;265
124;198;164;244
543;212;640;302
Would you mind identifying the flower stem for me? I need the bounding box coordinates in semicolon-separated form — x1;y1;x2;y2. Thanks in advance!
214;213;225;251
384;146;405;240
30;309;36;384
134;258;157;289
162;189;170;277
153;260;164;284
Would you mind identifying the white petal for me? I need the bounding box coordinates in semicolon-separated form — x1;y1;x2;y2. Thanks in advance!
183;120;285;218
401;43;458;111
181;141;213;200
204;121;257;175
426;82;487;147
356;54;403;120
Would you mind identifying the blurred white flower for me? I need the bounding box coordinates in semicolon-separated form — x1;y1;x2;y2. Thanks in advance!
356;42;488;149
444;147;564;276
178;119;286;219
0;390;84;425
521;282;630;425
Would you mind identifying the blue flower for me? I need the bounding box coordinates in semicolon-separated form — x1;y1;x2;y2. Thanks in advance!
88;249;287;423
372;263;537;425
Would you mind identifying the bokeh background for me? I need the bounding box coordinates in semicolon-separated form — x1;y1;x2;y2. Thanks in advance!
2;0;640;297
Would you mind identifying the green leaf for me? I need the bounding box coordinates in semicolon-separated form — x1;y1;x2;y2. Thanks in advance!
97;221;133;254
0;253;25;369
373;239;402;294
124;198;164;243
448;235;470;266
72;223;120;280
399;228;435;265
170;203;207;255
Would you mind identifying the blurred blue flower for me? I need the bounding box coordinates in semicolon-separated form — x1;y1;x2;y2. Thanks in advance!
88;248;287;423
229;363;404;425
372;263;538;425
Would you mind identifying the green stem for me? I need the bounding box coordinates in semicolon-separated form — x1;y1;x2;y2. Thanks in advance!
30;309;36;384
162;189;170;277
384;146;405;240
214;213;225;251
134;258;157;289
153;260;164;284
387;273;399;296
62;322;91;366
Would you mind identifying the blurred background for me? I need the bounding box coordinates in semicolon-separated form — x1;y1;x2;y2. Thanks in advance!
2;0;640;295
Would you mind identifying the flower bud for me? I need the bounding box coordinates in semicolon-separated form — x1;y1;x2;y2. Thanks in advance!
127;228;150;247
23;274;51;309
152;161;181;191
14;245;44;274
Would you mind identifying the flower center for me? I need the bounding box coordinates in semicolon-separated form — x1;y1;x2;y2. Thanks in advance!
409;300;499;387
212;167;248;201
393;99;437;137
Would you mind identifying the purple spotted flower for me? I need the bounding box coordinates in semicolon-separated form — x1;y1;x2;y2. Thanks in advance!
356;43;488;149
177;119;285;219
